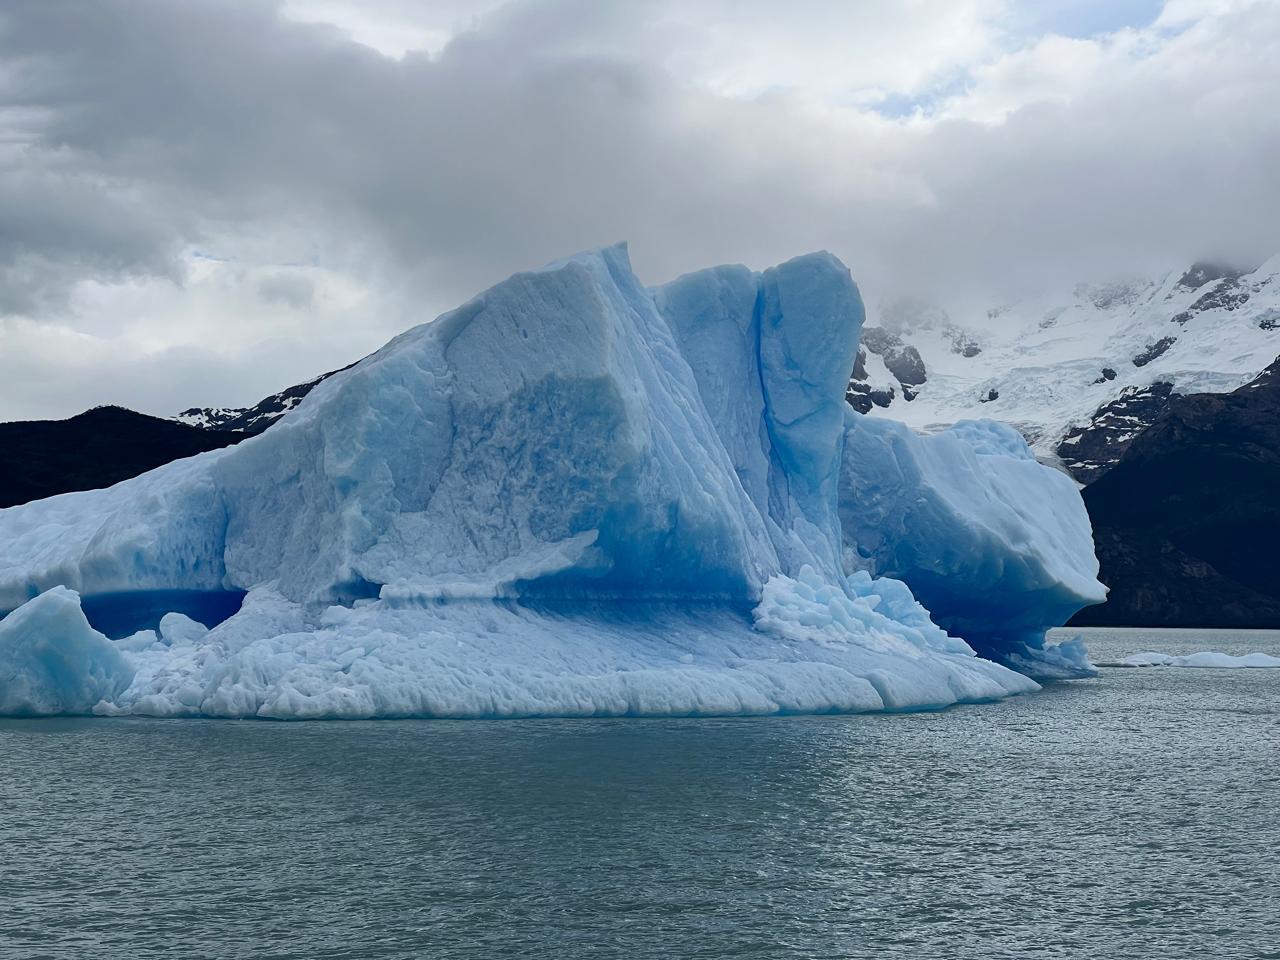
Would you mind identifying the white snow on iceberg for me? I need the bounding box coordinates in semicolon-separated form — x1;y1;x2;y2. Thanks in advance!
0;245;1102;718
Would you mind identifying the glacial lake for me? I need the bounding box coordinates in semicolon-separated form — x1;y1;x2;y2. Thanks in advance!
2;627;1277;960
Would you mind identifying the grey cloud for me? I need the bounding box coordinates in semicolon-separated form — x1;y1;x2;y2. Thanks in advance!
258;271;315;308
1;0;1278;412
0;156;188;314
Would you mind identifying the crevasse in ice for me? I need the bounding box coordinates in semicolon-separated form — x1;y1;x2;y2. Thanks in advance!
0;245;1104;717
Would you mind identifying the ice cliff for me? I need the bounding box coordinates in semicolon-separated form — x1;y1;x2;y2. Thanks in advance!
0;245;1104;718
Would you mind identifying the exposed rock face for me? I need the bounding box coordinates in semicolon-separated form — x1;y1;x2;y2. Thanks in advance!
0;407;242;508
949;330;981;357
1171;277;1251;324
859;327;927;389
1132;336;1177;367
1175;262;1246;290
1071;357;1280;628
1056;382;1176;484
844;328;925;411
845;348;896;414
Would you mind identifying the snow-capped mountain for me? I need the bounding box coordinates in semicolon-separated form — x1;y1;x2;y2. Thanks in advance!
174;366;350;434
850;256;1280;482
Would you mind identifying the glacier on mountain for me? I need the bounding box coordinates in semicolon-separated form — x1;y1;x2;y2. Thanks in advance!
0;245;1103;718
856;255;1280;478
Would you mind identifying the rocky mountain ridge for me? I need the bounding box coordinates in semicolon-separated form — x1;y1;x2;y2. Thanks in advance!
174;364;353;434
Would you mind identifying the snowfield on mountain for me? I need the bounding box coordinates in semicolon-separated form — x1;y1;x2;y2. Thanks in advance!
852;257;1280;480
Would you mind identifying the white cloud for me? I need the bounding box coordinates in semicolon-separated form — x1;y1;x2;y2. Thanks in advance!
0;254;399;419
652;0;1006;105
280;0;510;57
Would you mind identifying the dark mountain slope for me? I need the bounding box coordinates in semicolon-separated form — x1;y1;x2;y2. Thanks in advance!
1070;357;1280;627
0;406;244;509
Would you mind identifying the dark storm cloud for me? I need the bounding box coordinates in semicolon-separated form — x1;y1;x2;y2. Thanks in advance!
0;130;187;314
4;0;868;307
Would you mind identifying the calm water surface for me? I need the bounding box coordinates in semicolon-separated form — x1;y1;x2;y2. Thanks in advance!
1;627;1277;959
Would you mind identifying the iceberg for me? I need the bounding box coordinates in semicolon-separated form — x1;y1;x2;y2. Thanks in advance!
0;587;133;715
839;417;1104;678
0;245;1102;718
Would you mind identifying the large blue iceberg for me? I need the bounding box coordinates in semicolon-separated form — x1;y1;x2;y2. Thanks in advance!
0;245;1105;717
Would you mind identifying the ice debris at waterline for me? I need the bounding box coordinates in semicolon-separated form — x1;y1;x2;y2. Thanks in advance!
1100;651;1280;669
0;245;1105;718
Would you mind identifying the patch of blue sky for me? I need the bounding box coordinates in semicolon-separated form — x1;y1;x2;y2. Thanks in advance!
866;1;1170;120
1003;0;1166;41
865;70;972;120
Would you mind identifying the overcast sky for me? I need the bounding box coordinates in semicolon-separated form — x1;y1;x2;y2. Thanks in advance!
2;0;1277;420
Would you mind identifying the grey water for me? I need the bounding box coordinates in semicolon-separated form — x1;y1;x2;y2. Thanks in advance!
1;628;1277;960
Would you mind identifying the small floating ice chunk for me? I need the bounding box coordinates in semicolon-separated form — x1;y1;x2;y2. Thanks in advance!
158;612;210;646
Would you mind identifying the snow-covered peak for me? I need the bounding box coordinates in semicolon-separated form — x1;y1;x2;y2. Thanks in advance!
857;255;1280;477
173;407;242;430
172;367;348;435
